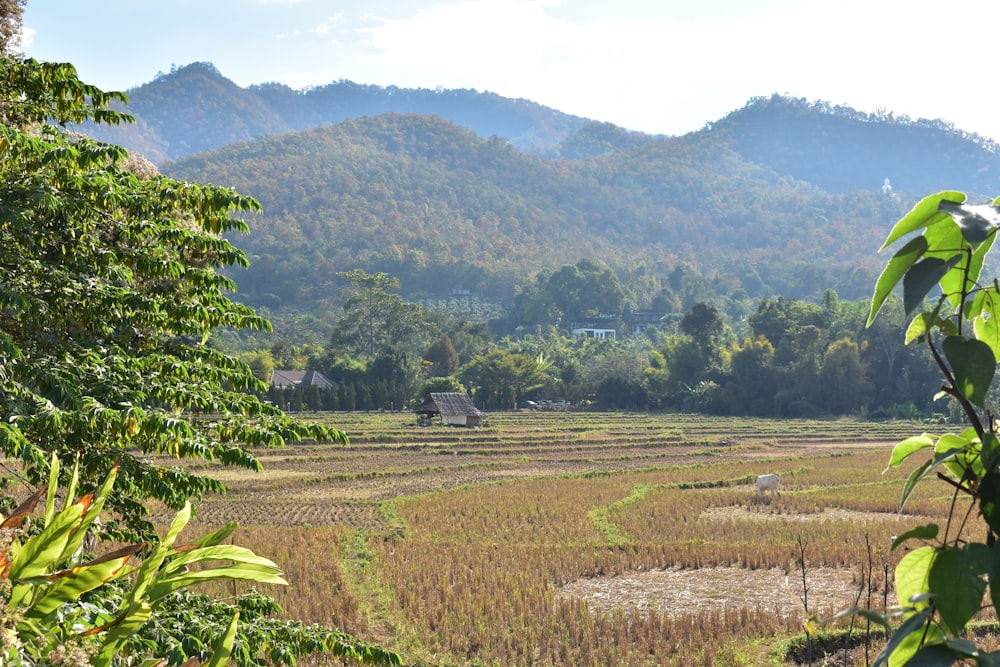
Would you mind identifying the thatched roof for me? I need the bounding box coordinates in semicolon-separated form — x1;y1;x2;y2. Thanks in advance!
416;392;482;416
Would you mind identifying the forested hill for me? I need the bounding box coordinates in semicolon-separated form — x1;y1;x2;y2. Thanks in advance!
79;62;600;163
709;94;1000;196
80;62;1000;201
164;112;911;316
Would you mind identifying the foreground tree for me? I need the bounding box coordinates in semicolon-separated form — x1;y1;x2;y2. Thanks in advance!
856;191;1000;664
0;56;342;541
0;45;396;664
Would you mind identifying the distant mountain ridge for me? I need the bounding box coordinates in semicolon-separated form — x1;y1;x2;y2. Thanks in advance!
710;94;1000;196
81;62;603;164
74;62;1000;334
83;62;1000;199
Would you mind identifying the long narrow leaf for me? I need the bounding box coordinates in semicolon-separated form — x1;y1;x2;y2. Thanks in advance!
205;613;240;667
25;554;135;618
44;453;59;525
900;458;933;510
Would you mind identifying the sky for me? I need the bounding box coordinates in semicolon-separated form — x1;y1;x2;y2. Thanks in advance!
18;0;1000;140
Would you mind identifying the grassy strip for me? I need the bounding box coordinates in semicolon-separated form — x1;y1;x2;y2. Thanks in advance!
588;483;651;547
338;526;436;664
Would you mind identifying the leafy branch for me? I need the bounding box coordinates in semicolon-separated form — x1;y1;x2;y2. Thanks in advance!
856;191;1000;665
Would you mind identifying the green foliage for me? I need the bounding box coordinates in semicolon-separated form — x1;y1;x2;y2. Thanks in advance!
0;457;283;665
0;53;346;542
414;376;466;405
331;269;427;359
859;191;1000;664
460;348;553;409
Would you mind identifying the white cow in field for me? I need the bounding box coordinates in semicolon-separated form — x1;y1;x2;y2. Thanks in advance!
755;474;780;499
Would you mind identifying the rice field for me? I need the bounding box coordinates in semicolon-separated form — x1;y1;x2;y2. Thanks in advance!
166;412;986;666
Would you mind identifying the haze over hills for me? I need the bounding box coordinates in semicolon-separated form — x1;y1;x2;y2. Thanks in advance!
81;62;601;164
77;62;1000;336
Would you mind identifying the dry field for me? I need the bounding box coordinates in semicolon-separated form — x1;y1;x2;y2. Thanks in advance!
160;412;984;666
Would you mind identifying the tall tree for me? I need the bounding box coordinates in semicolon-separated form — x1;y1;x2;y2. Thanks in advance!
0;0;24;54
0;44;396;666
679;301;729;369
424;333;460;377
331;269;423;358
460;349;551;409
0;57;343;538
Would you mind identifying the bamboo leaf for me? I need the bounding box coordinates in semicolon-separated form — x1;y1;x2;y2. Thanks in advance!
205;612;240;667
25;554;135;618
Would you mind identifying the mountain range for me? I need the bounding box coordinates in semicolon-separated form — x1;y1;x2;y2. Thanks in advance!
76;62;1000;335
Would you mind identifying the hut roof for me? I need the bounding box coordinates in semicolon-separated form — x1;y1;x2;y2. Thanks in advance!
416;392;482;416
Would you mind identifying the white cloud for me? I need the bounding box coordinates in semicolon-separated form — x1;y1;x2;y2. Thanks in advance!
17;26;35;49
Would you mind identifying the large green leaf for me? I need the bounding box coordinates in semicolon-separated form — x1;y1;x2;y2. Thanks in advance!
939;200;1000;245
903;256;961;315
905;644;962;665
980;472;1000;536
891;524;939;551
935;432;982;481
896;546;935;611
937;227;996;309
869;236;928;326
928;543;990;635
942;336;996;407
872;607;933;667
971;286;1000;362
885;434;935;470
880;191;965;250
983;432;1000;473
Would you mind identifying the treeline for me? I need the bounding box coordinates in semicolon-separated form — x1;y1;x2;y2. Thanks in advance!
228;267;950;419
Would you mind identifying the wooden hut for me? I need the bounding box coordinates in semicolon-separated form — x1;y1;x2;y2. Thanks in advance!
415;392;484;427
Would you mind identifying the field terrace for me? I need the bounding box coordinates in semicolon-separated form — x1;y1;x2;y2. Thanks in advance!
153;412;977;666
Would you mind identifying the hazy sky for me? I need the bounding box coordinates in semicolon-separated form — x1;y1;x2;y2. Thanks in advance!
19;1;999;139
